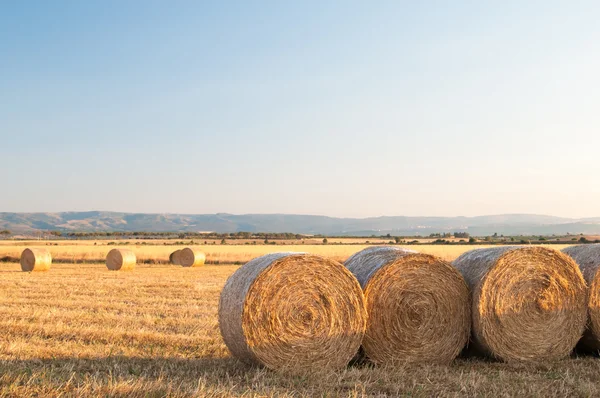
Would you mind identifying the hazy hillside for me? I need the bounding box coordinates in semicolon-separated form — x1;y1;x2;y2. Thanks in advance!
1;212;599;236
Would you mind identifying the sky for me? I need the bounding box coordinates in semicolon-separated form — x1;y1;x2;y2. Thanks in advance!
1;1;599;218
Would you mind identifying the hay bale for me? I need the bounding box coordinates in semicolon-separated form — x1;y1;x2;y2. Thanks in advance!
562;244;600;351
344;246;470;365
453;246;587;362
106;248;136;271
20;248;52;272
219;252;366;373
179;248;205;267
170;249;182;265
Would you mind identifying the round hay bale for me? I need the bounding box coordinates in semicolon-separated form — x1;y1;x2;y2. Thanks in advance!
453;246;587;362
20;248;52;272
106;248;136;271
179;248;205;267
562;244;600;351
344;246;470;365
218;252;367;373
170;249;182;265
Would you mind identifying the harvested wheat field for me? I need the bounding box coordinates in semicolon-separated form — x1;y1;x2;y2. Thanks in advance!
0;241;525;265
2;244;600;396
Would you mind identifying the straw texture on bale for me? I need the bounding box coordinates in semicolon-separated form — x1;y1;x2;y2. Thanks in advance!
562;244;600;352
179;248;206;267
453;246;587;362
20;248;52;272
170;250;182;265
344;246;470;365
219;253;367;373
106;249;136;271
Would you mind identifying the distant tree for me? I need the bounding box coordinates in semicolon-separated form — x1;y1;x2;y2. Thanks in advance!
394;236;401;244
580;237;589;243
322;238;328;244
264;238;269;244
0;230;10;236
221;238;227;244
468;237;476;244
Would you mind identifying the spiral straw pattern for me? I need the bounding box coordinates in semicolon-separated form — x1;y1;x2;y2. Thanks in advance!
453;246;587;362
20;248;52;272
179;248;206;267
218;253;367;373
345;246;470;365
106;249;136;271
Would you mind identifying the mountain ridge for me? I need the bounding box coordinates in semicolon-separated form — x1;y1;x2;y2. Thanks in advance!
1;211;599;236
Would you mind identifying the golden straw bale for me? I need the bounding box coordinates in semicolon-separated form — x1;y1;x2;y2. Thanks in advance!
20;248;52;272
453;246;587;362
106;248;136;271
344;246;470;365
179;248;206;267
170;250;182;265
562;244;600;351
218;253;366;373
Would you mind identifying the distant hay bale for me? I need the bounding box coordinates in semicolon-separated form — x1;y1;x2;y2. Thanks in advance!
20;248;52;272
562;244;600;351
170;250;182;265
179;248;205;267
344;246;470;365
219;253;366;373
453;246;587;362
106;249;136;271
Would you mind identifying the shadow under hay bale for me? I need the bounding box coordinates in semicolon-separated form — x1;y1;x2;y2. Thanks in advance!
453;246;587;362
562;244;600;352
218;252;367;373
106;249;136;271
344;246;470;365
20;248;52;272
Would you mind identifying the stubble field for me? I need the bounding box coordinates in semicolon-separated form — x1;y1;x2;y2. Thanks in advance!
1;241;599;397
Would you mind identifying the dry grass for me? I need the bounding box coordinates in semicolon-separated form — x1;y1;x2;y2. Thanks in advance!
1;242;598;397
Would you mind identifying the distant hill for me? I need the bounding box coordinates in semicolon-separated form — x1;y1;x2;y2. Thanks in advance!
1;211;600;236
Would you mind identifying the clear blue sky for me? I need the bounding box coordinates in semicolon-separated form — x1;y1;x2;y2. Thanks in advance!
2;1;599;218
